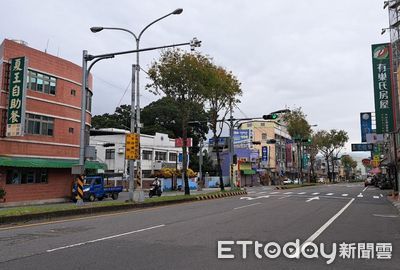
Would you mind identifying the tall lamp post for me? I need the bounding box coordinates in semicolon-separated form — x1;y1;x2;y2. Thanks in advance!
90;8;183;202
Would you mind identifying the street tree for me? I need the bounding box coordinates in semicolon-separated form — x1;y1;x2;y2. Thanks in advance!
282;107;312;181
147;49;211;195
205;65;242;191
341;155;358;180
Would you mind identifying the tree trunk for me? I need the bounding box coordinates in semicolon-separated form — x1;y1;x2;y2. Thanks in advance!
331;158;335;182
326;156;331;182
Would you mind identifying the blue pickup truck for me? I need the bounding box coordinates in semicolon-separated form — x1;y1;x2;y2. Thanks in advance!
72;175;123;202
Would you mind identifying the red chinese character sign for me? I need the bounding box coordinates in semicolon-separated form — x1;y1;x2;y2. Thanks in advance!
7;57;27;136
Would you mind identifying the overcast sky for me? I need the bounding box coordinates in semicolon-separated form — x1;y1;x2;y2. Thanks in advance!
0;0;390;155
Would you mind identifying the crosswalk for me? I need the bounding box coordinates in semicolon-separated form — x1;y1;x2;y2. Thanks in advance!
243;189;386;201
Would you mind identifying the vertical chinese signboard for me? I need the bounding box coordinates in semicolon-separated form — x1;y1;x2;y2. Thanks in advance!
125;133;140;160
360;112;372;142
6;57;27;136
371;43;394;134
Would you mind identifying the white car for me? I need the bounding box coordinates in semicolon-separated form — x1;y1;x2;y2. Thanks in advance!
283;179;293;185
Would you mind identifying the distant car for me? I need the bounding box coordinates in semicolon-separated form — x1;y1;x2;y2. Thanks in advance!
293;178;300;184
364;177;373;187
318;178;326;184
283;179;293;185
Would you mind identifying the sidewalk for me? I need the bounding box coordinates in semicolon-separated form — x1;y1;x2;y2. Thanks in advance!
388;193;400;213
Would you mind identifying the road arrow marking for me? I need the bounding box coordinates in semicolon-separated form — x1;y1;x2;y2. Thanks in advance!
357;193;363;198
306;196;320;202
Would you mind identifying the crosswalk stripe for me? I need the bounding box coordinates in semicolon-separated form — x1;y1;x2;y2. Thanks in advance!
342;194;348;197
270;192;279;194
312;192;319;195
283;192;293;195
297;192;306;195
373;196;380;199
326;193;334;196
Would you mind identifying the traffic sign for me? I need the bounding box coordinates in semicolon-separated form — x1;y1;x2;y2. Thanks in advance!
125;133;140;160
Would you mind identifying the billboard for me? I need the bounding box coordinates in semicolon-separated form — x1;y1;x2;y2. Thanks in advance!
360;112;372;142
6;57;27;136
233;129;250;143
261;146;268;162
351;143;373;152
371;43;394;134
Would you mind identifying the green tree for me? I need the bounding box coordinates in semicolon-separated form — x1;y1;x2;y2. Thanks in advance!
341;155;358;180
147;49;211;195
282;108;312;181
91;104;131;130
205;65;242;191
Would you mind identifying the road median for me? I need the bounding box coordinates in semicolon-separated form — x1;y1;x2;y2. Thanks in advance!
0;190;247;225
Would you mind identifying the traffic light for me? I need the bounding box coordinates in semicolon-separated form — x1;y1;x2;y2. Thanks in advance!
263;113;278;120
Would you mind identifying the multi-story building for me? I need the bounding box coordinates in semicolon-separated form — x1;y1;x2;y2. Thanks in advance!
238;120;295;179
90;129;183;179
0;39;103;205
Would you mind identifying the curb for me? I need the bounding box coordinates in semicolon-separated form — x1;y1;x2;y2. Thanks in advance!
388;196;400;214
196;190;247;201
0;191;247;225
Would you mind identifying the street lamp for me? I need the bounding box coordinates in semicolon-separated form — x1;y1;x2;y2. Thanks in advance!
91;8;183;202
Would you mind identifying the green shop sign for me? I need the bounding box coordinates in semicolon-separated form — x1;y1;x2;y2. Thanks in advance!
371;43;394;134
6;57;27;136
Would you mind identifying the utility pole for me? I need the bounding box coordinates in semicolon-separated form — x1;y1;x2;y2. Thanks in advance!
229;105;235;188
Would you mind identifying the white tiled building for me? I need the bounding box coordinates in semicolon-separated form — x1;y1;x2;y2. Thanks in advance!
90;129;183;178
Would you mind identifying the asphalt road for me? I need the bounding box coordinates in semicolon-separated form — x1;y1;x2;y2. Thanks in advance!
1;183;399;269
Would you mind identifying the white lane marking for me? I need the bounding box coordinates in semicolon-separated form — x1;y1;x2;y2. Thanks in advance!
283;192;293;195
301;199;355;249
380;194;383;197
373;214;399;218
326;193;334;196
297;192;306;195
46;224;166;253
247;191;256;194
342;194;348;197
270;192;279;194
240;195;269;201
234;202;262;210
363;186;368;192
306;196;320;202
278;195;291;199
258;191;268;194
312;192;319;195
357;193;363;198
373;196;380;199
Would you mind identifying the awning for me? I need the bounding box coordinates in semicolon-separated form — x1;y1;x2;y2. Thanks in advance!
0;156;107;170
241;169;256;175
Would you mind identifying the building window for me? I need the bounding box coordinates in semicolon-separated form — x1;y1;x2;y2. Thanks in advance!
247;123;252;127
260;123;265;126
27;70;57;95
169;153;177;162
71;89;76;96
6;168;48;184
142;150;153;160
155;151;167;161
142;170;152;178
105;149;115;160
25;113;54;136
68;127;74;133
262;133;267;140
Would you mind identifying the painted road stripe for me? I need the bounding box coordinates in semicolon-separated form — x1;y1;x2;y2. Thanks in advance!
380;194;383;197
342;194;348;197
234;202;262;210
258;191;268;194
297;192;306;195
270;192;279;194
312;192;319;195
326;193;334;196
300;198;355;250
283;192;293;195
363;186;368;192
247;191;256;194
278;195;291;199
373;196;380;199
47;224;166;252
357;193;363;198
